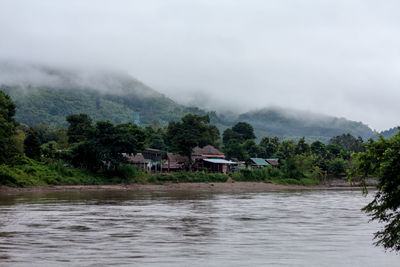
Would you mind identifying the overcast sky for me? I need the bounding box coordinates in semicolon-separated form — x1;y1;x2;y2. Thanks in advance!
1;0;399;131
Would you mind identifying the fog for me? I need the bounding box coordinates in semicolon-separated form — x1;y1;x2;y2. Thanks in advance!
1;0;399;131
0;62;159;98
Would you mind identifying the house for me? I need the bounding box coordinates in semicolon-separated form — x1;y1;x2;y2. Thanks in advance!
162;153;188;172
201;158;237;174
124;153;151;171
192;145;225;160
246;158;269;168
125;148;164;172
246;158;280;168
192;145;237;173
265;158;280;167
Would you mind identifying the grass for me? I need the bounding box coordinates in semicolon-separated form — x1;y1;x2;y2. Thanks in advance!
0;157;109;187
231;167;320;186
1;158;320;187
148;172;228;184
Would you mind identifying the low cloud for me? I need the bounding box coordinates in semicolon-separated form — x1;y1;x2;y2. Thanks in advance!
1;0;399;131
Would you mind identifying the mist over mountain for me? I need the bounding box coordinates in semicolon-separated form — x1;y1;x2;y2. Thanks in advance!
380;127;399;139
0;63;378;142
0;62;208;127
239;108;377;142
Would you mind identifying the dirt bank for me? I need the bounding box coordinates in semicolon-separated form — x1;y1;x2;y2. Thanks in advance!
0;182;372;195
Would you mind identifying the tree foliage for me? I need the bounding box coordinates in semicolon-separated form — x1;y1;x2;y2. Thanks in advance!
24;128;41;160
296;137;310;155
144;126;167;151
0;91;17;164
330;133;365;153
258;136;279;158
353;132;400;251
222;122;257;160
67;115;146;171
166;114;219;165
66;113;93;144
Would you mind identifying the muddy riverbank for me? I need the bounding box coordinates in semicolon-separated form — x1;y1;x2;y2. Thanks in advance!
0;181;373;195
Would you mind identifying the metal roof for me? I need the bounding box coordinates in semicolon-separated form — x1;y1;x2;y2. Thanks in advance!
249;158;270;166
203;158;236;164
265;159;280;166
193;145;224;156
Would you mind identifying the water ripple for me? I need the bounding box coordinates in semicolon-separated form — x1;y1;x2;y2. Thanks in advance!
0;190;398;266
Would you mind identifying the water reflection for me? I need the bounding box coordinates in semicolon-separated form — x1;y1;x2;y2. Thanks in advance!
0;190;398;266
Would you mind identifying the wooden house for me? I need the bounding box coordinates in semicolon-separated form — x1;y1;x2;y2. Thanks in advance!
125;148;164;172
246;158;280;168
265;158;280;167
192;145;237;173
124;153;151;171
162;153;188;172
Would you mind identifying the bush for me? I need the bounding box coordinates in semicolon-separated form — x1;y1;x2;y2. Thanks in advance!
0;157;109;187
270;177;319;186
232;167;283;181
328;158;347;177
148;172;228;184
0;165;19;186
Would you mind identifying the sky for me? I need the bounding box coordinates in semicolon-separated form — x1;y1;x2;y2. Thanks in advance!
0;0;399;131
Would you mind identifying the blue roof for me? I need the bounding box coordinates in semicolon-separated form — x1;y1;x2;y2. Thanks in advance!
250;158;270;166
203;159;236;164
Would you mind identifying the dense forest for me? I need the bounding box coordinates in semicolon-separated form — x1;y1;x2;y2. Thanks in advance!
0;66;380;142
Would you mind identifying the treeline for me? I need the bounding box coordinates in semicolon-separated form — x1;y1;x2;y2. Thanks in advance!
1;85;208;128
2;83;378;142
0;90;366;185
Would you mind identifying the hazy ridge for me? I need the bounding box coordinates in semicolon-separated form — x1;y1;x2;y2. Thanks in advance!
0;64;381;142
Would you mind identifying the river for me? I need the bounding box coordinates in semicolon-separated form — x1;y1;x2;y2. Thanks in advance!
0;189;398;266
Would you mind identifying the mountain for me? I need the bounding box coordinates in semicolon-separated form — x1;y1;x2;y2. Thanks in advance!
0;63;378;142
380;127;399;139
0;64;208;127
237;108;377;142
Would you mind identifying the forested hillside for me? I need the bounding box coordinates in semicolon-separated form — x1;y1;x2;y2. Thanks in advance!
0;65;378;142
380;127;399;139
0;84;207;127
238;108;377;142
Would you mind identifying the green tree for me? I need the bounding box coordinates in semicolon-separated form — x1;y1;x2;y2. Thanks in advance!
24;128;41;160
31;123;68;148
166;114;220;168
145;126;167;151
0;91;17;164
278;140;296;159
353;131;400;251
224;140;247;160
223;122;256;145
242;139;260;159
222;128;242;145
330;133;365;153
14;129;25;155
67;115;146;171
232;122;256;140
258;136;279;158
41;141;59;160
281;155;304;179
295;137;310;155
311;141;326;156
89;121;146;171
328;158;347;177
66;113;93;144
326;143;350;160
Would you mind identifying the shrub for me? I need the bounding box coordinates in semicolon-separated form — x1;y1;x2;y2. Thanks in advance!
232;167;283;181
147;172;228;184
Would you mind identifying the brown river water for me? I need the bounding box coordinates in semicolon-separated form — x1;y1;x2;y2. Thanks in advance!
0;189;398;266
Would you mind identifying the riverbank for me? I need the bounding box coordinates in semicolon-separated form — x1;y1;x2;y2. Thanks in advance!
0;182;373;195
